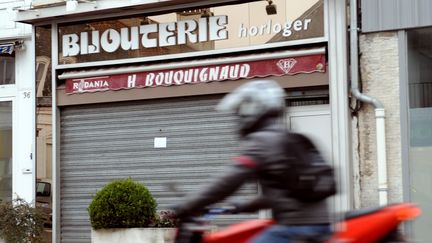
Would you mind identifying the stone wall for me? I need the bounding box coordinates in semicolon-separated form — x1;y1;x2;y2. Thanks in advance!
355;31;403;207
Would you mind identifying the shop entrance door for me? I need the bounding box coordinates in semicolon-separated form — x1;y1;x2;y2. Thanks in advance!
286;104;332;162
0;100;13;202
407;27;432;242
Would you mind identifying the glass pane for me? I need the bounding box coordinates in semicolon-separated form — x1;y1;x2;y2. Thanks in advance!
36;25;52;105
0;56;15;85
408;27;432;242
0;101;12;202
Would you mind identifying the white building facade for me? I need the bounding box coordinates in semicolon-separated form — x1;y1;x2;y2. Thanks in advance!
0;0;35;204
8;0;432;242
8;1;432;243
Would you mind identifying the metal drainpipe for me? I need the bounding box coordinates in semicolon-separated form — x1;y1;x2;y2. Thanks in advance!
350;0;388;205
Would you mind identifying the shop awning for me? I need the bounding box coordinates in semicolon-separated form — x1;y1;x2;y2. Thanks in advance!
59;48;326;95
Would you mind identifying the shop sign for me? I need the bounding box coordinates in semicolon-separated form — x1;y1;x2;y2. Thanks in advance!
62;16;228;57
58;0;325;65
65;54;325;94
0;43;14;55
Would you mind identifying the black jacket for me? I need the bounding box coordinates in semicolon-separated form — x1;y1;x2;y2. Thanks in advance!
175;119;331;225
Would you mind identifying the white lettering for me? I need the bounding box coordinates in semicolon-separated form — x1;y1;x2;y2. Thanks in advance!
62;15;230;57
199;68;208;81
249;26;258;36
80;32;89;54
198;18;208;42
121;27;139;50
72;64;253;93
229;65;240;78
266;20;272;34
112;63;254;90
173;71;184;84
184;70;193;83
219;66;229;80
63;34;80;57
89;31;100;54
283;22;292;37
155;73;164;85
237;18;313;39
194;68;200;81
272;23;282;33
159;22;176;47
75;79;109;91
177;20;198;44
101;29;121;53
146;73;155;86
304;19;311;30
209;67;219;80
78;80;84;91
87;80;108;89
165;71;173;85
128;74;136;88
238;23;248;38
259;20;270;36
293;20;302;31
209;15;228;41
239;64;250;77
140;24;158;48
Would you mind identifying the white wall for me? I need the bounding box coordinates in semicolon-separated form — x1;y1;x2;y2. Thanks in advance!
0;0;35;203
0;0;32;40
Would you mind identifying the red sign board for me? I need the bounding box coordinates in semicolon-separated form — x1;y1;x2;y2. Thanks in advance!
65;54;325;94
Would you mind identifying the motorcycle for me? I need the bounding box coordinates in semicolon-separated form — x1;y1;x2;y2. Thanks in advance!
174;202;421;243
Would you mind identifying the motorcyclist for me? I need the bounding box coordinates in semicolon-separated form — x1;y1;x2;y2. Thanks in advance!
173;80;332;243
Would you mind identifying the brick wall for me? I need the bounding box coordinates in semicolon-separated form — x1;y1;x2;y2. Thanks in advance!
356;32;403;207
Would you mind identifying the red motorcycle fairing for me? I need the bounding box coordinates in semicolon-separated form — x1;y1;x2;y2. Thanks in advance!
329;203;421;243
198;203;420;243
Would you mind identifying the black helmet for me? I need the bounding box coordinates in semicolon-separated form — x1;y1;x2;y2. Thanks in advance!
216;80;286;136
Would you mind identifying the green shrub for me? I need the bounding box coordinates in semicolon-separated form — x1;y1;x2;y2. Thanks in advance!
0;198;46;243
88;178;157;230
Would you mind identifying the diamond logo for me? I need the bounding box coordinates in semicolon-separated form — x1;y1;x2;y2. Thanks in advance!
277;58;297;74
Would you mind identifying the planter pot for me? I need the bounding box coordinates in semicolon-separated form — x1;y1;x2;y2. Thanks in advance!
91;228;177;243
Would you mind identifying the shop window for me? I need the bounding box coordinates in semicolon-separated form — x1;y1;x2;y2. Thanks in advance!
286;88;329;106
36;25;52;105
408;28;432;108
35;25;53;240
36;56;51;98
0;55;15;85
407;27;432;242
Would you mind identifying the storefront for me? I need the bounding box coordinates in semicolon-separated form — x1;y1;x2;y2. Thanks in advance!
16;0;351;242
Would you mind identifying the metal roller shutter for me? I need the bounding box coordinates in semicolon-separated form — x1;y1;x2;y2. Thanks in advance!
60;94;259;242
